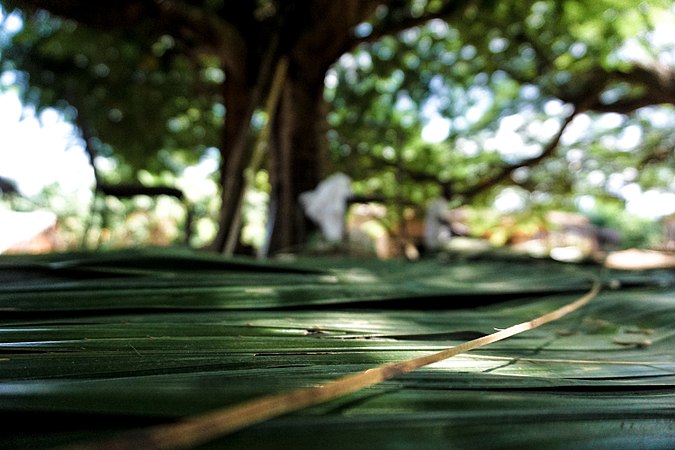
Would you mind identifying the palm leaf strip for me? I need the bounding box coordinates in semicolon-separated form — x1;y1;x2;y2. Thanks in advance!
65;278;602;450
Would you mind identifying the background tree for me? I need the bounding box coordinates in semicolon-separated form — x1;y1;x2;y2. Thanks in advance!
5;14;223;177
3;0;493;253
327;0;674;243
2;0;673;253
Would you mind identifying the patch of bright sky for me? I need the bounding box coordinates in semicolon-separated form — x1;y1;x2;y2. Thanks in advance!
420;82;452;142
560;113;591;145
421;83;493;142
484;114;547;162
333;51;374;86
0;9;94;198
494;187;528;213
421;116;451;142
616;6;675;66
177;147;219;202
324;69;338;90
0;88;94;197
601;125;643;152
0;7;20;34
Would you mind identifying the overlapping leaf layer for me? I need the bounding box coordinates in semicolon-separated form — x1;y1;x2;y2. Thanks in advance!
0;248;673;449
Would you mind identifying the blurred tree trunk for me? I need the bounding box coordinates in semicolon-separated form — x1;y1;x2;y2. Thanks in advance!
263;1;373;254
210;71;257;252
230;2;383;255
266;67;328;254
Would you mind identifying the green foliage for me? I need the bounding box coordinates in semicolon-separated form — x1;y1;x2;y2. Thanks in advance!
584;198;663;248
1;0;674;252
2;9;223;178
327;0;674;237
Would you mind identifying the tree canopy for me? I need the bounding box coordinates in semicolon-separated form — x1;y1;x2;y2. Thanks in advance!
1;0;673;253
327;2;674;205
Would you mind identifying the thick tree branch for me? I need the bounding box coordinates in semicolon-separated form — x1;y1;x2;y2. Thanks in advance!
505;26;675;113
290;0;382;74
586;64;675;113
8;0;248;73
155;0;247;73
6;0;157;27
461;108;579;199
350;0;479;47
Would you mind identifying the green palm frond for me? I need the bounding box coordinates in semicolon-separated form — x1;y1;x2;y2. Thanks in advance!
0;248;673;449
